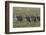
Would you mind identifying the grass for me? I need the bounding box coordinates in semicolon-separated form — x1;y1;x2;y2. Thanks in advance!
13;7;40;28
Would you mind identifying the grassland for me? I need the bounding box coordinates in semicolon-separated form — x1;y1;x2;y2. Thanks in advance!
13;7;40;28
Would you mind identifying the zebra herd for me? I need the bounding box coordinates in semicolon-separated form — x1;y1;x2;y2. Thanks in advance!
13;16;40;22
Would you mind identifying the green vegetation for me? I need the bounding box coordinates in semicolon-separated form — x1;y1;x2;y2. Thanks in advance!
13;7;40;28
